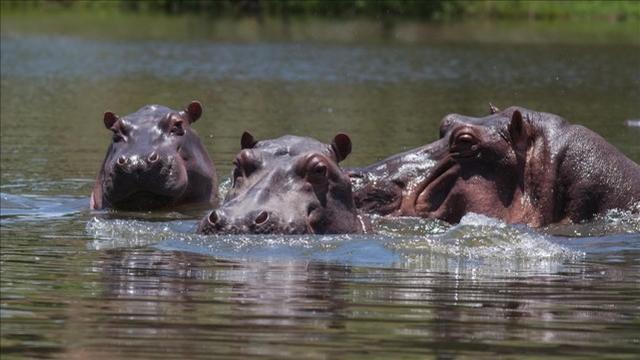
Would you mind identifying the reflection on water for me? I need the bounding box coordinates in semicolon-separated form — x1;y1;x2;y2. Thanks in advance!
3;229;639;359
2;18;640;360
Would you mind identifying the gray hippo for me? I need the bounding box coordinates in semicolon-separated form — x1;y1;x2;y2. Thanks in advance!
390;106;639;226
348;140;443;216
91;101;218;210
197;132;365;234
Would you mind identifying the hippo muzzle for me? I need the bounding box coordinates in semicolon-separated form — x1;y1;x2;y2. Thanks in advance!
198;208;310;235
103;152;189;210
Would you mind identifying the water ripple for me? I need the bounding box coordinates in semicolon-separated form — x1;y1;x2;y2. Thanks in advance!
3;34;638;88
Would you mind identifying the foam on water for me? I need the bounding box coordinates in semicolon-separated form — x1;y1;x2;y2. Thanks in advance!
86;217;187;250
543;204;640;237
391;213;573;258
387;213;586;275
86;212;584;272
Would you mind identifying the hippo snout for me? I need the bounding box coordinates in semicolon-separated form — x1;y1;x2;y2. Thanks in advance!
114;152;166;174
199;209;247;234
198;210;224;234
198;208;303;235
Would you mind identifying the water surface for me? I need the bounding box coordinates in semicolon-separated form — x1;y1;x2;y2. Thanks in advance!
1;17;639;359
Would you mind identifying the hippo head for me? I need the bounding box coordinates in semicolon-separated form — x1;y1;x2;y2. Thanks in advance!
91;101;217;210
404;107;531;223
348;103;504;216
197;133;363;235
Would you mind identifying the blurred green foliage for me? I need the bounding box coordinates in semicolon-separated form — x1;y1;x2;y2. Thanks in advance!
2;0;639;21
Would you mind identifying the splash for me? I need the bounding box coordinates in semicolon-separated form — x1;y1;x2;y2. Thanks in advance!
385;213;584;275
86;217;180;250
543;204;640;237
86;213;582;273
217;177;232;200
86;217;398;266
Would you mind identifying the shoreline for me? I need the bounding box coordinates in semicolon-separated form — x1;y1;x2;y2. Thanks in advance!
2;12;639;46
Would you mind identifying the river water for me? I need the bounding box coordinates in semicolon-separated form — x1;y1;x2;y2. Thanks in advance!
1;16;639;359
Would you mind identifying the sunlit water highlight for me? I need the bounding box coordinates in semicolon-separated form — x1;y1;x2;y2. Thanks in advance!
2;20;640;359
85;212;590;274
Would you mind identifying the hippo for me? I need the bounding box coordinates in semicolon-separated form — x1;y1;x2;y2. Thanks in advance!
197;133;365;234
91;101;218;211
394;106;640;227
348;141;443;216
349;104;500;216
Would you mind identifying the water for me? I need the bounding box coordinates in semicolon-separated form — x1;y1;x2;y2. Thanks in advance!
2;16;640;359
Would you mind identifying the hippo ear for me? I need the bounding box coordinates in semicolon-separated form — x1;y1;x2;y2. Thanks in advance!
103;111;118;130
331;133;352;162
489;103;500;114
508;110;526;144
184;101;203;124
241;131;257;149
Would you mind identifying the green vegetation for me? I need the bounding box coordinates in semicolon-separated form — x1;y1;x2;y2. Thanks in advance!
461;0;639;21
2;0;639;22
2;1;638;45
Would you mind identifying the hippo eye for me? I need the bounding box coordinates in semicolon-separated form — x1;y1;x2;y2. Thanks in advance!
112;132;124;143
231;159;260;187
234;156;259;179
171;120;185;136
307;162;328;184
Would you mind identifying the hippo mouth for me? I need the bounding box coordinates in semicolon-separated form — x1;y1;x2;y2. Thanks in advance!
103;165;189;210
108;190;176;210
403;155;462;217
383;137;460;217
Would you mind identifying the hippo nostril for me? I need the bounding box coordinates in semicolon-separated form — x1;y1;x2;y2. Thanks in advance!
207;210;219;225
117;156;127;166
148;152;159;163
255;211;269;225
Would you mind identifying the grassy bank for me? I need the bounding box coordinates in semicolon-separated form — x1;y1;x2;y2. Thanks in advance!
2;0;639;22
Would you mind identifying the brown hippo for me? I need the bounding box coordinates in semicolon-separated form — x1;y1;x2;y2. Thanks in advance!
394;106;640;227
197;133;365;234
91;101;218;211
349;104;501;216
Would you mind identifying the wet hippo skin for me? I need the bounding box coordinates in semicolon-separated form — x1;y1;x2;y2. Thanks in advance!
348;140;445;216
197;132;364;234
349;104;500;216
397;106;640;227
91;101;218;210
